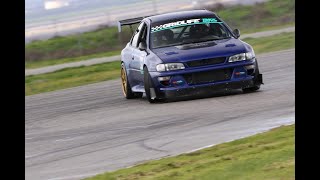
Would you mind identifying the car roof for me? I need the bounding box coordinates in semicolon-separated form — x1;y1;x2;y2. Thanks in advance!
146;10;217;23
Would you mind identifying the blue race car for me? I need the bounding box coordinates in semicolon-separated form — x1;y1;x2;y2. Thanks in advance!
118;10;263;103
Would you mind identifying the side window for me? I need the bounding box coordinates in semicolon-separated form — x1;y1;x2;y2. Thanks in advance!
131;22;144;47
210;23;229;37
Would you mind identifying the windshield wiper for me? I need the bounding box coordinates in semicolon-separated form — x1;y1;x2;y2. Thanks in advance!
152;37;231;49
180;38;217;45
152;42;186;49
184;37;231;44
215;36;232;40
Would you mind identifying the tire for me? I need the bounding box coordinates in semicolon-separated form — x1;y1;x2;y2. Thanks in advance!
121;63;143;99
242;61;261;93
135;92;143;98
144;66;157;103
242;85;260;93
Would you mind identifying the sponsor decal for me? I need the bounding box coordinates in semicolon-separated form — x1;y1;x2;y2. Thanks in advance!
151;18;223;33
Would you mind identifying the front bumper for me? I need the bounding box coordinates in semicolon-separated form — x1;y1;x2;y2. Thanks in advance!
149;59;262;99
158;78;256;98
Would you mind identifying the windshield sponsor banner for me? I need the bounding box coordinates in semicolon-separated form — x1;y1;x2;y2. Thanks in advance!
151;18;223;33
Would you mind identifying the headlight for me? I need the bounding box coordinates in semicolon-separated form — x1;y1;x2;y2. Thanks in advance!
156;63;185;72
245;50;255;60
228;51;255;62
228;53;246;62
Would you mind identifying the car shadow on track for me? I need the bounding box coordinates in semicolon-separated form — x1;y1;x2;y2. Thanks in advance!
139;89;262;104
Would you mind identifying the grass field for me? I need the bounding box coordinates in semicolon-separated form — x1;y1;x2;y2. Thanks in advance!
25;32;295;96
25;0;295;64
85;124;294;180
25;26;128;63
243;32;295;54
211;0;295;32
25;25;294;70
25;50;121;69
25;61;120;96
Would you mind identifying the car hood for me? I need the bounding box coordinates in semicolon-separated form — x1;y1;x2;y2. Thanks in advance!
151;38;248;63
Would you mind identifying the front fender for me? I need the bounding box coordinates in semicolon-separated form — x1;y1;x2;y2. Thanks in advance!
144;50;163;72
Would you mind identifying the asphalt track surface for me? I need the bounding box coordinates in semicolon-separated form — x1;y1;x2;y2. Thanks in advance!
25;49;295;180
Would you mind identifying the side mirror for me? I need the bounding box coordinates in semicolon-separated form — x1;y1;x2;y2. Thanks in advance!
233;29;240;39
138;41;147;51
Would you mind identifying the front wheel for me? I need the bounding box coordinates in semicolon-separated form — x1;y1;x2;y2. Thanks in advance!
242;61;261;93
144;67;157;103
242;85;260;93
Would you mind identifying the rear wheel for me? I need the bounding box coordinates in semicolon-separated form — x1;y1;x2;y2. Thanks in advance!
144;66;157;103
121;63;143;99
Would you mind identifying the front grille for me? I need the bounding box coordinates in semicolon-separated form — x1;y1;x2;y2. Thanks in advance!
183;68;232;85
186;57;226;67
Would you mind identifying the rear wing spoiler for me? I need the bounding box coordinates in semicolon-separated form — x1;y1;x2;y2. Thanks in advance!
117;16;146;33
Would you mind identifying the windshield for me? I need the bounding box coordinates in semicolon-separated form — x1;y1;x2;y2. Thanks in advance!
150;17;232;49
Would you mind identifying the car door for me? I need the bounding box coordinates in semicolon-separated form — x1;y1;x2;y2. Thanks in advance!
129;22;148;86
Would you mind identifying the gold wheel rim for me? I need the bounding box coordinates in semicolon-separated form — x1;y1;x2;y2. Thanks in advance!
121;67;127;96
